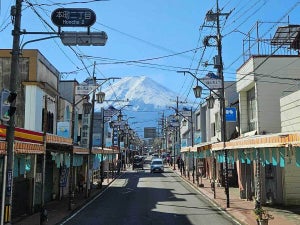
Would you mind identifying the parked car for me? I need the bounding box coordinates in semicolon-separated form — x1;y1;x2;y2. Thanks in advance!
132;155;144;170
150;158;164;173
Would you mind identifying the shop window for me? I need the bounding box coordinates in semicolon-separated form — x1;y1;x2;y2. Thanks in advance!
247;87;257;131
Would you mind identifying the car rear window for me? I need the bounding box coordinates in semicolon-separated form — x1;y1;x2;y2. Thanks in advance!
152;161;163;165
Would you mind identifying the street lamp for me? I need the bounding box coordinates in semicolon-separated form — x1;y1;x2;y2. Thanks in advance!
178;108;196;184
193;82;202;98
207;95;215;109
178;70;229;207
83;77;118;198
96;91;105;103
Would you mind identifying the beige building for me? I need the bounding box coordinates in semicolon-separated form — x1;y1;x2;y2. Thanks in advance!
237;56;300;136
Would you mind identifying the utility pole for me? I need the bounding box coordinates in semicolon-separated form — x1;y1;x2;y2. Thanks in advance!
171;97;187;175
69;80;77;210
190;107;195;184
216;0;230;209
4;0;22;224
42;96;48;207
86;63;97;198
204;0;231;208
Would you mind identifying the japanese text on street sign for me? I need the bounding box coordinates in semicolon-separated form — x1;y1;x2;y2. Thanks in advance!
200;72;222;89
51;8;96;27
225;107;237;122
75;85;98;95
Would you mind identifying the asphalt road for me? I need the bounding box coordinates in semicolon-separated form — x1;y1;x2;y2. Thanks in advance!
60;162;239;225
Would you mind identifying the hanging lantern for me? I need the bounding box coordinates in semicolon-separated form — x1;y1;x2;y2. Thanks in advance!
96;91;105;103
193;85;202;98
207;95;215;109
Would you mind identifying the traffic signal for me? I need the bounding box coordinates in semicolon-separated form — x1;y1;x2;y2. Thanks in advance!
0;89;17;122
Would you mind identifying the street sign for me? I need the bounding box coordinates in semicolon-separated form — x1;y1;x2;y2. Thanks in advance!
51;8;96;27
60;31;108;46
104;106;119;117
225;107;237;122
200;72;222;89
75;85;98;95
111;121;126;127
180;110;191;118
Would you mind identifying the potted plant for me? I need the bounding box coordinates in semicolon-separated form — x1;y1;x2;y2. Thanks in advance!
254;207;274;225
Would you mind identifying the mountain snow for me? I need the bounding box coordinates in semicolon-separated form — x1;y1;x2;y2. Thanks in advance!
94;76;181;137
101;76;179;110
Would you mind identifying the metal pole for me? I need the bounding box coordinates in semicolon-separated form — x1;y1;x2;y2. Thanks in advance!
118;127;121;173
216;0;230;208
191;107;195;184
100;107;105;184
86;70;96;198
173;132;176;170
256;148;262;219
4;1;22;224
69;81;76;210
175;97;179;172
41;96;48;207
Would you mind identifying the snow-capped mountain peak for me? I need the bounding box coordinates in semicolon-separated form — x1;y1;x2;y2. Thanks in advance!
102;76;178;109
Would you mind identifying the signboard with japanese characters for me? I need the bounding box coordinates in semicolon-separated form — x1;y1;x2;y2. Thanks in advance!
225;107;237;122
51;8;96;27
75;85;98;95
200;72;222;89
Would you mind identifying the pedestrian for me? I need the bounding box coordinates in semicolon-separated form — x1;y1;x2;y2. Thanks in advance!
180;158;185;175
117;159;121;174
78;173;84;192
177;156;181;170
166;156;170;165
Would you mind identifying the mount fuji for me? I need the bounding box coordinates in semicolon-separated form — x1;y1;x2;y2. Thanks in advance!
95;76;182;137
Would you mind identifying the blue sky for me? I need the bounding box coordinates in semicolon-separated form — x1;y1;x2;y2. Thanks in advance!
1;0;299;104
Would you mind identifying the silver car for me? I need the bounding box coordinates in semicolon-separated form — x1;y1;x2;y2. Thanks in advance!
150;158;164;173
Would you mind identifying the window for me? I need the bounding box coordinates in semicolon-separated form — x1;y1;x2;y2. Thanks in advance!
195;113;201;130
215;112;220;132
211;122;216;136
65;105;70;121
42;109;54;134
247;87;257;131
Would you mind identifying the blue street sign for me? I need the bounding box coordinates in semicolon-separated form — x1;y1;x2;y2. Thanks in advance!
225;107;237;122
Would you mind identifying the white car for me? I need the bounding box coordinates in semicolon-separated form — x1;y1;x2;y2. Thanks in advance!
150;158;164;173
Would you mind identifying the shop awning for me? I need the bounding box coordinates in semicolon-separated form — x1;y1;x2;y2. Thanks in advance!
212;132;300;150
181;146;197;153
0;140;45;154
92;147;117;154
14;141;45;154
73;146;89;154
46;133;72;145
197;142;214;151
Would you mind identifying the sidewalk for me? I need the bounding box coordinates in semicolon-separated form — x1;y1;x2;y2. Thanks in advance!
12;177;116;225
173;167;300;225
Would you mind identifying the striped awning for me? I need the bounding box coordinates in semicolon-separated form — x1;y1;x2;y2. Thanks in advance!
197;142;214;151
14;141;45;154
46;134;72;145
92;147;117;154
73;146;89;154
0;141;45;154
212;132;300;150
181;146;197;153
